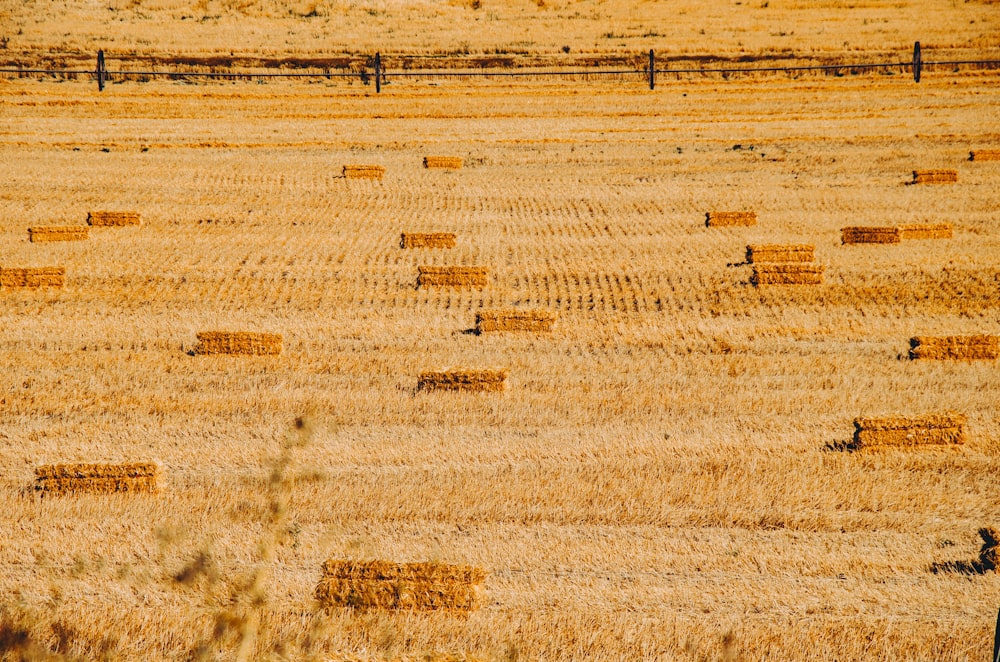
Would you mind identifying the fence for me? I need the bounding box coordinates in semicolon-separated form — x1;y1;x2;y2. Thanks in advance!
2;43;999;91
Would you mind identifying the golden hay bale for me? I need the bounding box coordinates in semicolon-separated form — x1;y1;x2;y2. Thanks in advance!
897;223;953;240
86;211;141;227
423;156;464;169
475;309;556;333
35;463;160;495
909;335;999;361
841;226;901;245
970;150;1000;162
417;369;508;392
750;264;824;286
705;211;757;227
28;226;89;242
745;244;815;263
912;169;957;184
417;266;488;289
343;165;385;180
194;331;283;356
0;266;65;288
852;413;967;448
401;232;457;249
316;560;487;612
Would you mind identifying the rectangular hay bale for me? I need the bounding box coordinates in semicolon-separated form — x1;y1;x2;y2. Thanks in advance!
912;169;958;184
853;414;967;448
34;463;160;495
705;211;757;227
841;226;901;245
970;150;1000;162
897;223;953;240
745;244;815;263
418;369;508;392
316;560;486;612
423;156;464;169
343;165;385;180
401;232;457;249
417;266;488;289
909;335;999;360
87;211;141;227
475;309;556;333
750;264;824;286
28;226;89;242
194;331;283;356
0;266;65;288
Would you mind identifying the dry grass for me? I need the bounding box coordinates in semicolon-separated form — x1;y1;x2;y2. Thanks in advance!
417;266;489;289
401;233;457;249
28;225;89;242
0;266;65;287
745;244;815;263
315;560;486;612
969;149;1000;162
475;309;556;333
417;369;509;392
343;165;385;180
897;223;953;240
750;264;824;286
87;211;141;227
194;331;283;356
911;169;958;184
852;414;967;449
34;463;160;495
2;50;1000;660
841;226;902;244
705;211;757;227
909;335;1000;360
423;156;464;169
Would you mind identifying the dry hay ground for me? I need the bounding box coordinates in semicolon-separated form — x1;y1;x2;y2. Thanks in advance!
1;70;999;661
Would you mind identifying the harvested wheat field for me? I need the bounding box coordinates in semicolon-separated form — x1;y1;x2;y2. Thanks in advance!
1;1;1000;659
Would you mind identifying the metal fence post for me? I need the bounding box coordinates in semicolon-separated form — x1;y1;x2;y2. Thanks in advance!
913;41;922;83
96;49;106;91
374;52;381;93
648;49;655;90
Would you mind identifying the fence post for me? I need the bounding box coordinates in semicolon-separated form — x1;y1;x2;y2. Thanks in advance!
374;52;381;93
912;41;922;83
96;49;106;91
648;49;655;90
994;606;1000;662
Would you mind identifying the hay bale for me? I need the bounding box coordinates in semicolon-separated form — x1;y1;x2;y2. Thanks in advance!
28;226;89;242
909;335;999;360
970;150;1000;162
315;560;486;612
912;169;957;184
194;331;283;356
475;309;556;333
750;264;824;286
0;266;65;288
87;211;141;227
343;165;385;180
897;223;953;240
423;156;464;169
841;226;901;244
417;266;488;289
401;233;457;249
705;211;757;227
745;244;815;263
853;413;966;448
418;369;508;392
34;463;160;495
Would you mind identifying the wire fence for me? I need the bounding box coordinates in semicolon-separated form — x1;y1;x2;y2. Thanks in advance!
2;43;999;92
